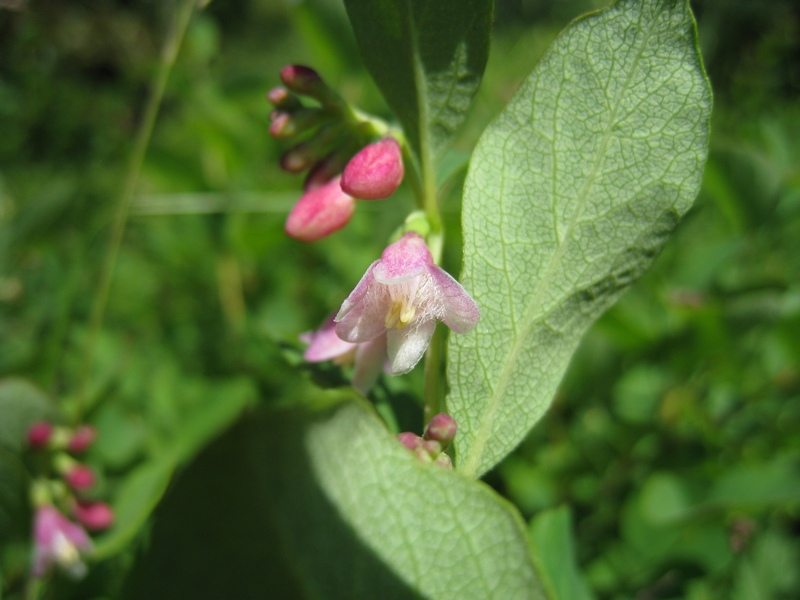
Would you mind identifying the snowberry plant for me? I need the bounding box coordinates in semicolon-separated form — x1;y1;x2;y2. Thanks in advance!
262;0;711;596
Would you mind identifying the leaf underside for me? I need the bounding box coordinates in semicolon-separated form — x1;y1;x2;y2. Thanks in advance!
448;0;712;478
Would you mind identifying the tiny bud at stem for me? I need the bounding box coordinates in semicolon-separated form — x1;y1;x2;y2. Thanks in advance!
424;413;457;449
266;87;302;111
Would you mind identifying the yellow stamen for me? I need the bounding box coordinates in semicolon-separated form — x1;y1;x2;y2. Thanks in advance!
399;304;416;327
385;302;402;329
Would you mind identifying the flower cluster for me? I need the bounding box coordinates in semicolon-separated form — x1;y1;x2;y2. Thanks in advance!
271;65;479;395
26;422;113;579
398;413;458;468
269;65;404;242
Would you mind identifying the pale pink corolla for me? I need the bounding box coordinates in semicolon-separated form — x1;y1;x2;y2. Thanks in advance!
335;232;479;375
302;315;387;394
32;504;92;578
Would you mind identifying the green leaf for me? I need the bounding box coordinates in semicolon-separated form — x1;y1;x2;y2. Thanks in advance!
124;394;547;599
0;377;60;454
448;0;712;477
342;0;493;158
529;506;595;600
92;458;174;561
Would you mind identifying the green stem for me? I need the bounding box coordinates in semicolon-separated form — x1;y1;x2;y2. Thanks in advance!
423;326;444;426
76;0;198;419
24;577;41;600
418;131;445;425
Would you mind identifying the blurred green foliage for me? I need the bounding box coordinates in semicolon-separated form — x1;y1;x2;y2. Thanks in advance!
1;0;799;598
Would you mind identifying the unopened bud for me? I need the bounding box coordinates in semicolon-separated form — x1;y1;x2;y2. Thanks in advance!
420;439;442;457
65;465;96;491
269;109;331;139
434;453;453;469
280;143;317;173
280;65;323;95
279;65;343;108
341;138;404;200
27;421;53;448
73;500;114;531
67;425;96;454
285;176;355;242
423;413;457;449
397;432;423;451
267;86;302;111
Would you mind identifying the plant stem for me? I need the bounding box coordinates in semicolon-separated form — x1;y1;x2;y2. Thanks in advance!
24;577;41;600
418;132;445;425
423;326;444;425
76;0;198;419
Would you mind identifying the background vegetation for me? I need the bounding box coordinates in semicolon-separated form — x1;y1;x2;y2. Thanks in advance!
1;0;798;598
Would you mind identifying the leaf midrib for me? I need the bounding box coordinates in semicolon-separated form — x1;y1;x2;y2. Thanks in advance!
461;7;653;478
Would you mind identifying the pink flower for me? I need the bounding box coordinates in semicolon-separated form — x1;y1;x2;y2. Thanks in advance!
73;500;114;531
27;422;53;449
335;232;479;374
341;138;404;200
285;176;356;242
67;425;97;453
32;505;92;578
64;464;96;491
302;315;387;394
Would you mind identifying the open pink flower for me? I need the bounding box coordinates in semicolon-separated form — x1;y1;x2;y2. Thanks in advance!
302;315;387;394
335;232;479;374
32;505;92;578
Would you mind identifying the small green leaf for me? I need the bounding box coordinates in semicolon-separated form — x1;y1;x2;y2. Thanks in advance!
449;0;712;477
342;0;493;158
529;506;595;600
92;459;174;560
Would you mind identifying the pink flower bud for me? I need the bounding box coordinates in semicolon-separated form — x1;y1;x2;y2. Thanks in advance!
397;432;423;451
269;112;294;138
64;465;96;491
27;421;53;448
280;142;317;173
280;65;323;93
67;425;97;453
73;501;114;531
269;109;332;140
423;413;457;449
341;138;404;200
420;439;442;457
285;176;355;242
266;86;302;111
434;453;453;469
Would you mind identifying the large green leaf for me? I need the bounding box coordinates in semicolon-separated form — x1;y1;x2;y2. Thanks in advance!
448;0;712;477
342;0;492;158
124;393;547;599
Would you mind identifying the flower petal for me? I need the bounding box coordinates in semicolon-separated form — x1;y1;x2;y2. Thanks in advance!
373;232;432;284
427;265;480;333
335;261;388;342
387;318;437;375
303;316;356;362
352;334;387;394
